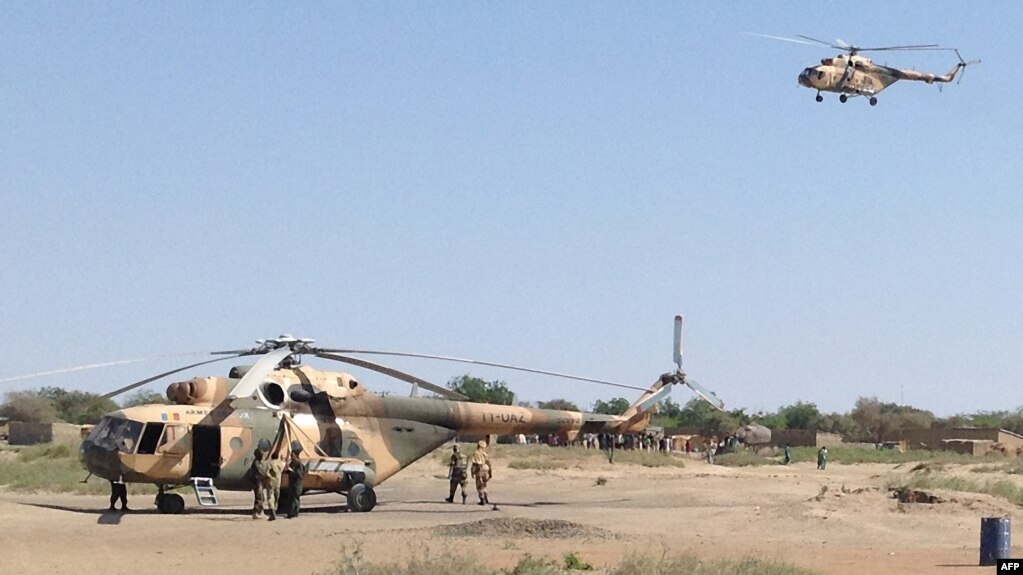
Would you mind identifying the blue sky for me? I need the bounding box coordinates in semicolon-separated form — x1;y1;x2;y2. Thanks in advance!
1;3;1019;416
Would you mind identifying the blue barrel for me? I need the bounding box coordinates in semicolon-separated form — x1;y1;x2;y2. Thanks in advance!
980;516;1012;566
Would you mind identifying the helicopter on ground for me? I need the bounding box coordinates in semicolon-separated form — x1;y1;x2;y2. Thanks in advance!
8;316;724;514
751;34;979;106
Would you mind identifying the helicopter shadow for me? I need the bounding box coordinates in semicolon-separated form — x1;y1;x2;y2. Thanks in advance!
19;502;159;525
182;503;353;521
19;500;353;523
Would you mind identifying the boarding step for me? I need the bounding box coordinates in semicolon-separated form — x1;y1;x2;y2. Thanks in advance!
191;477;219;507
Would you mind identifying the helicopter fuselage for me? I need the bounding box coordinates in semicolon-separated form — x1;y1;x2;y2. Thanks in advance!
79;365;648;493
797;55;899;96
797;53;965;103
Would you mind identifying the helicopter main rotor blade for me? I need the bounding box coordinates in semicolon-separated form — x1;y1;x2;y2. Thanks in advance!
855;44;941;52
229;346;295;401
673;315;684;368
100;356;241;400
0;353;216;386
745;32;828;48
317;348;648;392
796;34;844;49
685;379;726;412
316;352;468;401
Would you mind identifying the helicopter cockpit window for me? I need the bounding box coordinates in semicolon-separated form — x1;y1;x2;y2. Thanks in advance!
89;417;144;453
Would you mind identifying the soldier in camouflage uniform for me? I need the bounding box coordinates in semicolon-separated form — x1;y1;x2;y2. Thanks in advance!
470;440;492;505
268;452;285;517
445;444;468;504
250;439;278;521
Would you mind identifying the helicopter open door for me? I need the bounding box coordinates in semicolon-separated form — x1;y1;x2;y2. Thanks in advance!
190;425;221;478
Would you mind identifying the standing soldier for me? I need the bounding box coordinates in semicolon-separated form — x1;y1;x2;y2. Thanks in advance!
445;444;469;504
250;439;277;521
284;441;306;518
268;449;285;518
817;446;828;471
108;476;128;512
248;446;270;520
470;439;492;506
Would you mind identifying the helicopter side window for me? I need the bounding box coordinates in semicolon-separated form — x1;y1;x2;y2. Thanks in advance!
137;422;165;455
157;424;188;455
817;70;824;80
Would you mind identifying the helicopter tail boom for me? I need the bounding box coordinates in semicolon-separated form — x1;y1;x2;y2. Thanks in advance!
897;50;979;85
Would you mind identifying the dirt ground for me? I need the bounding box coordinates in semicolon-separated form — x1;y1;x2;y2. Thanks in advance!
1;451;1019;574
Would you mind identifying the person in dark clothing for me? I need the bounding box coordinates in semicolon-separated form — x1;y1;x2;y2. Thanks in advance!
109;477;128;511
445;444;469;504
284;441;306;518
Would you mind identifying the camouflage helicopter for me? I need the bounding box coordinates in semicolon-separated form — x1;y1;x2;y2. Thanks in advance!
751;33;978;106
10;317;723;514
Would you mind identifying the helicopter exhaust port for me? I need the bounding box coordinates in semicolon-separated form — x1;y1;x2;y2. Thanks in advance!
257;381;287;409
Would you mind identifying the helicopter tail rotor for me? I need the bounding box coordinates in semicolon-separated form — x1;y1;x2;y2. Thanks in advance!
954;49;981;85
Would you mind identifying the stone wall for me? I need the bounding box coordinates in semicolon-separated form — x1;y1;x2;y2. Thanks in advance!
8;422;83;445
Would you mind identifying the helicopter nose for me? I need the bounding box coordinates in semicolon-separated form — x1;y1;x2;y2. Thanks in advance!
798;70;812;87
79;440;122;480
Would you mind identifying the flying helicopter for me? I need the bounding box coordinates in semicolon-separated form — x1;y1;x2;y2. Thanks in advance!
6;316;724;514
751;33;979;106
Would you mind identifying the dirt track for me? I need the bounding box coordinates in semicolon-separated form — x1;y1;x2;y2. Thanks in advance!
1;451;1018;574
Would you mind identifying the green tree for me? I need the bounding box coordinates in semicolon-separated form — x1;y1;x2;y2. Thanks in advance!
38;386;119;425
701;409;740;435
814;412;863;439
447;375;514;405
0;390;60;423
778;401;821;429
592;397;630;415
121;389;172;408
676;397;717;428
728;407;752;427
658;397;683;419
850;396;933;443
753;410;786;430
537;399;580;412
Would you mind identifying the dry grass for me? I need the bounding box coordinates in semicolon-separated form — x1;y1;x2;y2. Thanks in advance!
887;472;1023;507
0;441;154;495
319;545;820;575
441;444;684;471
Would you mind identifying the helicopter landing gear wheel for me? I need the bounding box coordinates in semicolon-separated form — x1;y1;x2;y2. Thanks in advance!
869;97;878;106
346;483;377;513
815;93;823;103
839;94;848;103
157;493;185;514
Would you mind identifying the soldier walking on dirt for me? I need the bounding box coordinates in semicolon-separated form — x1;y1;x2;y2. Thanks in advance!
600;432;615;463
471;440;492;505
817;446;828;471
445;444;469;504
